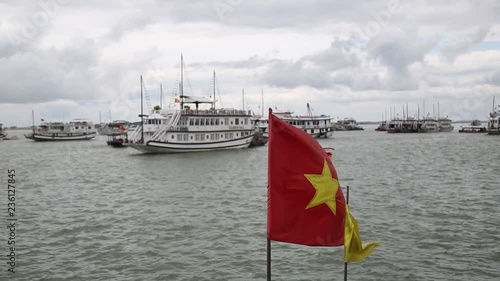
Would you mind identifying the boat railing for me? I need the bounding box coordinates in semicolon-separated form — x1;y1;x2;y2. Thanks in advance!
128;126;143;142
150;110;182;141
182;109;251;116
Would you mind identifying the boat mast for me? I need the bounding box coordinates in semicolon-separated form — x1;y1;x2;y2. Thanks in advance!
160;83;163;109
242;88;245;110
213;70;216;109
141;75;144;143
261;89;264;117
180;54;184;110
32;109;35;134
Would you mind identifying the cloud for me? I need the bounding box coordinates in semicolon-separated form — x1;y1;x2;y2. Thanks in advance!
1;0;500;126
366;27;439;77
440;27;491;62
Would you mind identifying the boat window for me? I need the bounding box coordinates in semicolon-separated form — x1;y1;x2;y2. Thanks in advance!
189;118;194;125
206;135;209;139
75;126;79;129
201;119;205;126
195;119;199;125
236;133;239;137
245;118;248;125
225;118;229;125
235;118;239;125
177;134;182;140
221;134;223;138
215;119;219;125
190;135;193;140
210;119;214;125
183;134;188;141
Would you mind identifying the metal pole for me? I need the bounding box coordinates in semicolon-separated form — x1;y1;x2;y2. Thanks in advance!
344;185;350;281
267;238;271;281
140;75;144;143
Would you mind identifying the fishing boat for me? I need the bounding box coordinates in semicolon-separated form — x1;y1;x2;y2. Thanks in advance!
487;98;500;135
24;113;96;141
127;57;255;153
273;103;335;138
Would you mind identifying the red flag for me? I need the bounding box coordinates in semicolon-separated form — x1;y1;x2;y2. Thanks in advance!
267;110;346;246
119;124;126;131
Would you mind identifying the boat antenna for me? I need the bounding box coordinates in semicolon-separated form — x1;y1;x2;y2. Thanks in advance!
141;75;144;143
242;88;245;110
493;96;496;113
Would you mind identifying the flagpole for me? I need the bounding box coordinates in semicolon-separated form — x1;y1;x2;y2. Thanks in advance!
267;238;271;281
344;185;350;281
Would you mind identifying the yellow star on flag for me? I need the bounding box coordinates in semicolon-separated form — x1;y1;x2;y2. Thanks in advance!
304;159;339;215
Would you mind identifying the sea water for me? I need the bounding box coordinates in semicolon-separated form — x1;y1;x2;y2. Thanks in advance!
0;126;499;280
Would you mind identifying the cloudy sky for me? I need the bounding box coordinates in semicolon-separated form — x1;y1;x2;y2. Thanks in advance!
1;0;499;126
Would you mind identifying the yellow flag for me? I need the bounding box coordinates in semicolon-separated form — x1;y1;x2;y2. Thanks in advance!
344;205;380;262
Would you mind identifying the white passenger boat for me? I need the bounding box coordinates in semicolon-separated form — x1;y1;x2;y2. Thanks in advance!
127;59;255;153
24;118;96;141
97;120;128;135
273;104;335;138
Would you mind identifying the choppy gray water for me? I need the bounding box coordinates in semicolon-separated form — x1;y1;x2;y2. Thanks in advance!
1;125;499;280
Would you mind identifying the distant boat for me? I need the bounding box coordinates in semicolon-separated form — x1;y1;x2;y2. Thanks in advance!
487;97;500;135
273;103;335;138
97;120;128;136
336;118;364;131
24;114;96;141
375;112;388;131
418;118;440;133
458;120;486;133
0;123;16;140
438;118;454;132
375;121;388;131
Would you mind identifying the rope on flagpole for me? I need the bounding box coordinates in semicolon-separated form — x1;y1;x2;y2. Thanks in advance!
344;185;349;281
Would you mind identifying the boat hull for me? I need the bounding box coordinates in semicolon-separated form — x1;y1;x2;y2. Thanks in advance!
439;127;454;132
24;133;97;141
487;130;500;135
128;135;253;153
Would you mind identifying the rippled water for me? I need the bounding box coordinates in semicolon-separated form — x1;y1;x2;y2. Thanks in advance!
1;126;499;280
